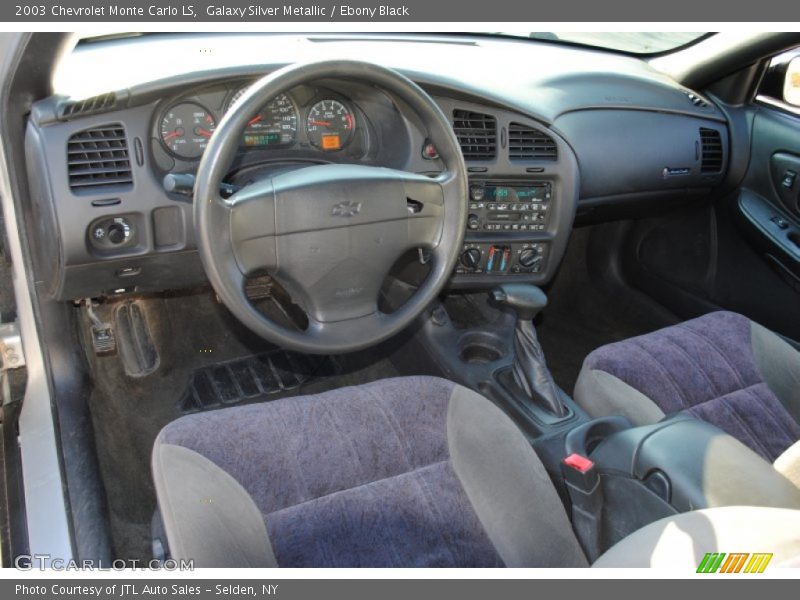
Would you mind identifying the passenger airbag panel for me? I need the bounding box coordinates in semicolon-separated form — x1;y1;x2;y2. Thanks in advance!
554;109;728;201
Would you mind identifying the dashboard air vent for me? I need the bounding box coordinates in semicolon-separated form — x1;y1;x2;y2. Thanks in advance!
699;128;723;174
60;93;117;119
67;124;133;192
508;122;557;160
452;109;497;160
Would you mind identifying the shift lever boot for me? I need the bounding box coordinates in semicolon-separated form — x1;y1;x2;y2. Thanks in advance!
491;284;567;417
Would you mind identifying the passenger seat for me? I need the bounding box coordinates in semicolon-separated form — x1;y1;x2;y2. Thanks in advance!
574;311;800;485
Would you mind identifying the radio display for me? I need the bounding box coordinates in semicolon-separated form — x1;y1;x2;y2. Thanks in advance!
485;184;549;202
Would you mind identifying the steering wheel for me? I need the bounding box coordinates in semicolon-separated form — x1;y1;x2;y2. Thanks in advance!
194;60;467;354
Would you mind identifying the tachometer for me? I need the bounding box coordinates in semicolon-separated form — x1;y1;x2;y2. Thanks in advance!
228;89;298;147
306;99;355;151
160;102;216;160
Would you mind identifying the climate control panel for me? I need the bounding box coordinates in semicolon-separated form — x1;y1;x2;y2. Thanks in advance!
455;242;547;276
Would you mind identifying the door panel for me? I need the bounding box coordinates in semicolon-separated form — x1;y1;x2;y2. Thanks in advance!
734;106;800;305
745;107;800;219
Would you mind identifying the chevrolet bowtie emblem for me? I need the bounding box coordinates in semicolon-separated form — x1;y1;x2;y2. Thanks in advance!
331;201;362;217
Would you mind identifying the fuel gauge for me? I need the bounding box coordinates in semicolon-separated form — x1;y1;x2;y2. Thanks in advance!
306;99;355;151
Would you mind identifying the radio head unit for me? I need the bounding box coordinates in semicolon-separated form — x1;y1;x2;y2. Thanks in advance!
467;181;552;232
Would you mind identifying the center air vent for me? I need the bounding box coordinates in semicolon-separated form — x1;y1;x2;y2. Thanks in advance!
699;128;724;174
67;124;133;192
452;109;497;160
508;123;557;160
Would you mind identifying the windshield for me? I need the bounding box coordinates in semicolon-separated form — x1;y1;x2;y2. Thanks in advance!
494;32;709;54
56;32;710;98
76;31;711;55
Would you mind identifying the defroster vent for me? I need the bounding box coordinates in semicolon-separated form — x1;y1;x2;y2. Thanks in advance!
508;122;557;160
67;124;133;192
59;93;117;120
699;128;724;174
452;109;497;160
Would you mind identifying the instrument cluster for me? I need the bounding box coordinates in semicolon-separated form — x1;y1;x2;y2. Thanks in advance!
155;81;360;162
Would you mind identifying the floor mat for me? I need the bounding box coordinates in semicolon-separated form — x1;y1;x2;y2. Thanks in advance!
179;350;340;413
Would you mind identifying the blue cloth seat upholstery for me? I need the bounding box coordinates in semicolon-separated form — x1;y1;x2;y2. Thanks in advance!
152;376;587;568
152;373;800;568
574;311;800;464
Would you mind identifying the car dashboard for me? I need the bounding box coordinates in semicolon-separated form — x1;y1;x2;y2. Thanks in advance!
24;39;732;302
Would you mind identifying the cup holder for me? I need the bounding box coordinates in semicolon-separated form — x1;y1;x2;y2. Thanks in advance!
459;332;506;364
460;344;502;364
565;416;633;457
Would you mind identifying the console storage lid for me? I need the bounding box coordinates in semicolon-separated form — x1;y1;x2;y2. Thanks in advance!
591;416;800;512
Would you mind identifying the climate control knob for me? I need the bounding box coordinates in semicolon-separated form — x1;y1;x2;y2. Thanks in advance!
460;248;482;269
518;247;542;268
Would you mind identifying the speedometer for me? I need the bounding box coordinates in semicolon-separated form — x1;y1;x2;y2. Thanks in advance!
228;89;298;147
306;99;355;151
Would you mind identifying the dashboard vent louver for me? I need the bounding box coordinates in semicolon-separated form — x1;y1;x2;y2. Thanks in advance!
452;109;497;160
508;122;557;160
67;124;133;192
60;93;117;119
699;128;724;174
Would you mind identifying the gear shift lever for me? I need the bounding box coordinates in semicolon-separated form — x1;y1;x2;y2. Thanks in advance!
490;284;567;417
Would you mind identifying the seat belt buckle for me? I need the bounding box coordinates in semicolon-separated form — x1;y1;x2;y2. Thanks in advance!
561;453;599;493
561;453;604;561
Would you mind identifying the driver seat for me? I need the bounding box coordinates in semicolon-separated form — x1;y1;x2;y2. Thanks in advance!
152;376;800;567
